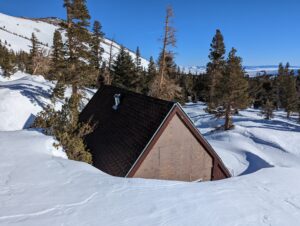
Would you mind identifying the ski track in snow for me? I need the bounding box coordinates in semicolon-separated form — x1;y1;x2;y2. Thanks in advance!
0;192;98;223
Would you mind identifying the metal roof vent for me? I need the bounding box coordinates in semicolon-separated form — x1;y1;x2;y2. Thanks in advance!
112;94;121;110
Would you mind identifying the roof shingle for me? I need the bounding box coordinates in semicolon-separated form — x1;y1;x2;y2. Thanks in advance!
79;85;175;176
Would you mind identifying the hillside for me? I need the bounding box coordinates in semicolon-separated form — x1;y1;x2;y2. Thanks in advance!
0;12;149;67
1;71;300;225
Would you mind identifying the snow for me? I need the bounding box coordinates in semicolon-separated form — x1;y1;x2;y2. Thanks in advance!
1;70;300;225
0;13;57;52
0;12;149;68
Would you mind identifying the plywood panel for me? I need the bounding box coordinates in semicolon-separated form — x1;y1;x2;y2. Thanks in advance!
133;114;213;181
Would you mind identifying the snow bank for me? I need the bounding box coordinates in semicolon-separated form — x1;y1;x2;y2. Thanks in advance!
184;103;300;176
1;71;300;225
0;71;53;131
1;130;300;226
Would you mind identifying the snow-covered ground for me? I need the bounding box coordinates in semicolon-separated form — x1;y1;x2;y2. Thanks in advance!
1;71;300;226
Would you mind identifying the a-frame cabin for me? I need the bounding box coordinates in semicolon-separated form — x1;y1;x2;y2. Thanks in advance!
79;85;230;181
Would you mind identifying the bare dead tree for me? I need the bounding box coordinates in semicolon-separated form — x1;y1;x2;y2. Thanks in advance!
149;5;181;101
32;48;51;75
158;5;176;89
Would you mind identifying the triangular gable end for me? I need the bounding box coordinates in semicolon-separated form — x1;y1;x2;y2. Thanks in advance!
126;103;231;180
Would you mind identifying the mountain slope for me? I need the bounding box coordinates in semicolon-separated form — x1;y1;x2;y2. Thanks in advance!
0;12;149;67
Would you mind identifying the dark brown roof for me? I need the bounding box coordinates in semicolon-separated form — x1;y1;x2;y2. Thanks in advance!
79;85;175;177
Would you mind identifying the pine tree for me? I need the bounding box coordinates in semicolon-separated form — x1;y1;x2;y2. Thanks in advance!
139;56;156;94
112;46;136;90
33;100;93;164
260;76;276;119
15;50;30;72
63;0;94;119
51;30;65;78
50;30;66;100
134;46;142;72
216;48;249;130
282;66;298;118
206;29;226;109
33;0;94;165
148;56;157;77
133;46;144;92
90;20;104;70
2;50;14;77
29;32;41;74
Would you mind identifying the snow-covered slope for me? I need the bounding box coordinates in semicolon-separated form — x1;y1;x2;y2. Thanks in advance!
0;71;52;131
0;12;149;67
1;71;300;225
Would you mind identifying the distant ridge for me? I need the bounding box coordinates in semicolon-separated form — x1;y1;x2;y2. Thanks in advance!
180;65;300;76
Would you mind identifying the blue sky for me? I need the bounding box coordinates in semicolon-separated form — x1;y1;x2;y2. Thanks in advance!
1;0;300;66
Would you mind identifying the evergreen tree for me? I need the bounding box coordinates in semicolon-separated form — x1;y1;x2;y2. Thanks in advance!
206;29;226;109
275;63;285;109
134;46;142;72
62;0;94;129
51;30;65;77
216;48;249;130
282;66;298;118
112;46;136;90
50;30;66;100
33;100;93;164
133;46;144;92
148;56;157;77
90;20;104;70
63;0;92;98
29;32;41;74
260;76;276;119
139;56;156;94
2;50;14;77
34;0;94;164
15;51;30;72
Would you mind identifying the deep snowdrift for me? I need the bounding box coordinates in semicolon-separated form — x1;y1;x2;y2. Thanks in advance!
1;72;300;225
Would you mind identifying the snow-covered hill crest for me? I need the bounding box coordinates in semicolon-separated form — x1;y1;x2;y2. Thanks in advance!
0;12;149;67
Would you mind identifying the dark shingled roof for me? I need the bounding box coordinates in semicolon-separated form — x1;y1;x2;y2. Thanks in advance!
79;85;175;177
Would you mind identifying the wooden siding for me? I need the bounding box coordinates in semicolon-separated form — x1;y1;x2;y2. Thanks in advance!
132;113;213;181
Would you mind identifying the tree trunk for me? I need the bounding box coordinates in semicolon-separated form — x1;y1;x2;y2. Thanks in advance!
107;40;114;85
224;104;232;130
287;111;290;119
158;12;169;91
